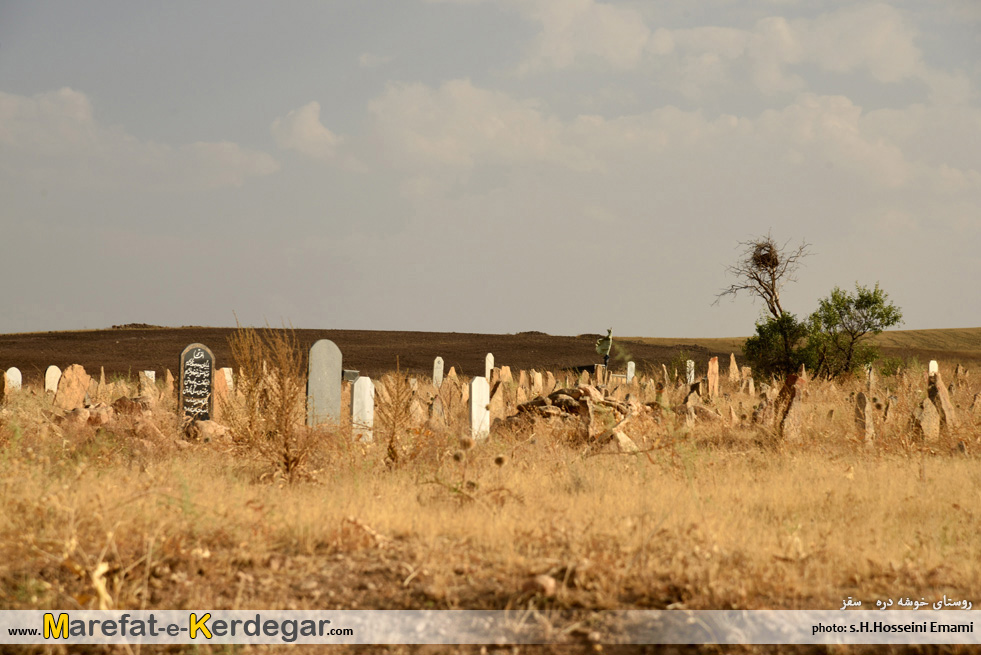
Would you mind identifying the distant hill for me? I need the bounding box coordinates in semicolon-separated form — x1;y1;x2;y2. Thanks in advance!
623;327;981;366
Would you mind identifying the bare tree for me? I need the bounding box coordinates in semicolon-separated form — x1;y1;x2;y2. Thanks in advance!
715;233;811;319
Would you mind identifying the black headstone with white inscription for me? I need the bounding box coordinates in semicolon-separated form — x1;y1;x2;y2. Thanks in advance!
179;343;215;424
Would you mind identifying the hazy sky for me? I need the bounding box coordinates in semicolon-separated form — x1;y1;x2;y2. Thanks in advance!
1;1;979;337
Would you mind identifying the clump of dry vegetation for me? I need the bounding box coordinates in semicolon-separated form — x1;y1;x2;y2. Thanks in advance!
0;357;980;653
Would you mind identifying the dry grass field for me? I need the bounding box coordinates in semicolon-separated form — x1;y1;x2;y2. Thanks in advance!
1;328;980;654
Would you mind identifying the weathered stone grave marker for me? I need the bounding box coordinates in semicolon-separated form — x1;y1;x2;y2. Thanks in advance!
45;365;62;394
485;353;494;381
728;354;738;382
469;377;490;439
685;360;695;386
4;367;21;391
855;392;875;442
54;364;91;411
179;344;214;424
351;376;375;442
707;357;719;399
928;372;958;432
433;356;444;389
307;339;342;426
626;361;635;383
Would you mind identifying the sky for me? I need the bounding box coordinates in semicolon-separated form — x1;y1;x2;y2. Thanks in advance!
1;0;979;338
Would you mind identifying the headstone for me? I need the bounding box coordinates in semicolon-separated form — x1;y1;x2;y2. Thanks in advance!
685;360;695;386
928;372;959;432
307;339;343;426
485;353;494;381
469;377;490;439
626;361;636;383
212;367;229;421
54;364;92;411
748;378;755;397
433;357;444;389
44;365;62;394
954;364;967;380
662;364;670;386
446;366;458;382
579;370;590;386
543;371;556;396
351;376;375;442
517;369;528;389
342;369;360;383
928;360;939;375
488;381;505;424
855;392;875;442
221;367;234;391
164;369;175;398
913;399;940;441
728;354;738;382
707;357;719;399
866;365;877;390
532;371;543;396
4;367;21;391
594;364;606;385
138;371;156;401
179;344;215;425
490;367;501;387
499;366;513;384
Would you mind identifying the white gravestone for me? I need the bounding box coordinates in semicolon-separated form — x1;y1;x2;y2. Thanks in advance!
929;360;939;375
351;376;375;442
485;353;494;381
143;370;155;383
685;360;695;386
626;361;636;383
433;356;444;389
5;367;21;390
222;367;234;391
469;377;490;440
44;365;62;394
307;339;343;426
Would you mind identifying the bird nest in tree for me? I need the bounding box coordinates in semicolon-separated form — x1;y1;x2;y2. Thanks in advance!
752;242;780;269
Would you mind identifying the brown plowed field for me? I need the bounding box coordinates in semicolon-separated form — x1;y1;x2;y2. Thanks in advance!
0;326;726;386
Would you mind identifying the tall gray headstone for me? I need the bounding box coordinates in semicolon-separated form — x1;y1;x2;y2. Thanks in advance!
626;361;635;383
179;343;215;424
44;365;62;394
469;376;490;440
433;356;444;389
485;353;494;381
685;360;695;386
307;339;343;426
351;376;375;442
4;367;22;391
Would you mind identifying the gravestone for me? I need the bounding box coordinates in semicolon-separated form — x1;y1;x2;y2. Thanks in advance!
44;365;62;394
928;372;958;432
497;366;511;384
485;353;494;381
685;360;695;386
662;364;670;386
707;357;719;399
517;369;528;390
626;361;636;383
543;371;556;396
221;367;234;391
433;357;444;389
728;354;739;382
342;370;360;383
54;364;92;411
469;377;490;440
928;360;939;375
351;376;375;442
855;392;875;442
594;364;606;385
489;367;501;387
4;367;21;391
532;371;543;396
179;344;215;424
212;368;229;421
164;369;175;398
307;339;343;426
488;382;505;424
138;371;156;401
866;364;877;390
748;378;755;397
579;370;590;386
447;366;458;382
913;399;940;441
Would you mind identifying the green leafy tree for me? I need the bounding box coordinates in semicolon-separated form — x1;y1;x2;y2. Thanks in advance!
808;283;903;379
743;312;815;379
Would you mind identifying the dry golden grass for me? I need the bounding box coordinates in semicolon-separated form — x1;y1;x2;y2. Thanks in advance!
0;363;979;654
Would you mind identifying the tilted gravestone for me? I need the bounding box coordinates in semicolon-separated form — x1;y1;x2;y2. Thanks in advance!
179;344;215;424
485;353;494;381
54;364;92;411
626;361;635;383
307;339;343;427
728;354;739;382
928;372;958;432
433;356;444;389
45;365;62;394
5;367;22;391
469;377;490;440
351;376;375;442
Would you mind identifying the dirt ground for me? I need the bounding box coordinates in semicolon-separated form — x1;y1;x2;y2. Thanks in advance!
0;326;726;386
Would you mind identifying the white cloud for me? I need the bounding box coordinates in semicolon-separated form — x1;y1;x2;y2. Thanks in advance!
0;88;279;190
271;101;342;160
